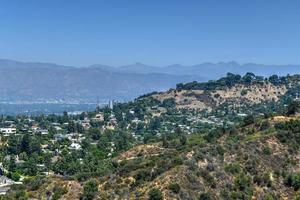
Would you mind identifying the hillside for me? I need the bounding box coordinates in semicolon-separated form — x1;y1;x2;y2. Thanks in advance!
92;116;300;199
150;83;286;110
6;115;300;199
144;73;298;112
2;73;300;200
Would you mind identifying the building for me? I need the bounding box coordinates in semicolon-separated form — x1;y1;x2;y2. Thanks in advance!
69;143;82;150
38;129;49;135
0;128;16;136
108;100;115;110
91;113;104;122
0;176;18;195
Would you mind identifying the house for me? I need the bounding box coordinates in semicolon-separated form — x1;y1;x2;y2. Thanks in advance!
54;126;62;131
38;129;49;135
31;125;39;132
0;128;16;136
131;118;141;123
4;121;15;125
0;176;14;185
54;134;67;141
81;122;91;130
0;176;19;195
91;113;104;122
51;122;60;126
69;143;81;150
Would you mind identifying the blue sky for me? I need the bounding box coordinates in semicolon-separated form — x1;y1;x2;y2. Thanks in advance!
0;0;299;66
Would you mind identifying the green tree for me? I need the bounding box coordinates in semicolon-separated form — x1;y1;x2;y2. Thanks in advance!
287;101;300;116
179;135;187;146
11;172;20;181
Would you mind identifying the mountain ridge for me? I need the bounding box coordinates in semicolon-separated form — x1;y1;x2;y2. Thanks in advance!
0;58;299;104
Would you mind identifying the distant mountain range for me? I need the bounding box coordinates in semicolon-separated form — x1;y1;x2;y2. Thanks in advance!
91;61;300;79
0;59;299;103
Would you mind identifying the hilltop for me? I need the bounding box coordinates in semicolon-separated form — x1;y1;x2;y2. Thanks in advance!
141;73;299;113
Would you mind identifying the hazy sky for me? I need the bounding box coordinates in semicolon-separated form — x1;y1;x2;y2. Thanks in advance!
0;0;299;66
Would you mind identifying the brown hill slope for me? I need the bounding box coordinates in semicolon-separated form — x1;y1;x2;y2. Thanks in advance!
150;82;287;111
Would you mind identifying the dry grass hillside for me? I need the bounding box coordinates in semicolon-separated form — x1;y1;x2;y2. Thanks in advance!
151;83;287;111
92;116;300;199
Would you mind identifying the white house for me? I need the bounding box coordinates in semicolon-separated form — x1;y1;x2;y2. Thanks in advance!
91;113;104;122
0;128;16;136
69;143;82;150
0;175;19;195
38;129;49;135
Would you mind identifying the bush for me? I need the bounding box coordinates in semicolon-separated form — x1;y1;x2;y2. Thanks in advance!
25;176;45;191
243;115;254;126
214;93;220;98
287;101;300;116
241;89;248;96
285;173;300;190
225;163;241;174
253;173;272;187
168;183;180;194
52;186;68;200
162;98;176;108
81;179;98;200
199;192;211;200
293;193;300;200
264;193;275;200
260;120;270;131
292;173;300;190
11;172;20;182
234;173;251;191
148;188;163;200
263;146;272;155
14;189;28;200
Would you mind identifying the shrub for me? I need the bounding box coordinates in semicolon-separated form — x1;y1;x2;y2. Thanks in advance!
52;186;68;200
162;98;176;108
234;173;251;191
287;101;300;116
225;163;241;174
199;192;211;200
293;193;300;200
81;179;98;200
11;172;20;182
260;120;270;131
148;188;163;200
168;183;180;194
285;173;300;190
214;93;220;98
253;173;272;187
241;89;248;96
264;193;275;200
263;146;272;155
243;115;254;126
26;176;45;191
14;189;28;200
